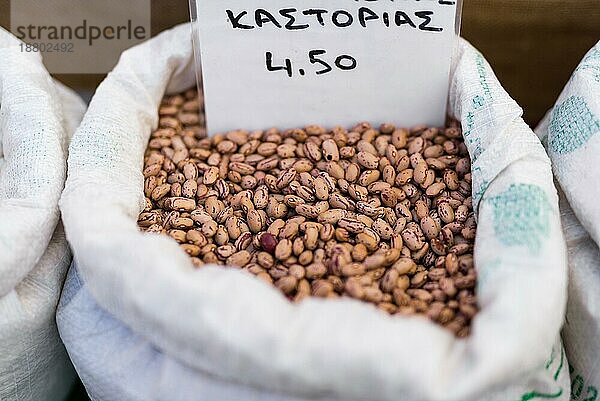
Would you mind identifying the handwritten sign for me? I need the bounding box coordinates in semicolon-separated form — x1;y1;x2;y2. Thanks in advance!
192;0;460;134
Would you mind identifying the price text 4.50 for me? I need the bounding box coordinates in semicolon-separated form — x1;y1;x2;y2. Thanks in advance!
266;49;357;78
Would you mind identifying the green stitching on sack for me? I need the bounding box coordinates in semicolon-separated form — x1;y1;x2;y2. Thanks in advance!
576;47;600;83
489;184;551;253
463;110;483;162
554;346;564;381
519;347;565;401
522;389;564;401
545;347;556;370
473;95;485;109
471;165;489;207
475;52;492;99
570;365;599;401
462;55;492;164
548;96;599;154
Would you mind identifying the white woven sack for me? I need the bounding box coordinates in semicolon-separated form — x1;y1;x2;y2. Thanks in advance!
58;23;569;401
0;28;86;401
536;41;600;401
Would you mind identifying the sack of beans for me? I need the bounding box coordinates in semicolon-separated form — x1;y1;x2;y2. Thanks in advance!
58;23;569;401
536;42;600;399
0;28;86;401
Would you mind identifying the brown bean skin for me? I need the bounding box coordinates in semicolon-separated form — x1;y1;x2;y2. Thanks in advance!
138;88;477;336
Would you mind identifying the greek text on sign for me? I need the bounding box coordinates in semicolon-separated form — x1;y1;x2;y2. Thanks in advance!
194;0;460;134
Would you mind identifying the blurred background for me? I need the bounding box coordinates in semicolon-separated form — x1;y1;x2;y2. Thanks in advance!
0;0;598;400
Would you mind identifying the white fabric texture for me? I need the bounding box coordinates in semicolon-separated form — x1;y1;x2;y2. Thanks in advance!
536;41;600;398
58;23;569;401
0;28;86;401
1;226;76;401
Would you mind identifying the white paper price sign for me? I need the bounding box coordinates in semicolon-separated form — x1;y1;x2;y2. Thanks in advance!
191;0;460;134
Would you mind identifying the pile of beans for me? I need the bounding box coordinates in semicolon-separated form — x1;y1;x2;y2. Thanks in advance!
138;88;478;337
